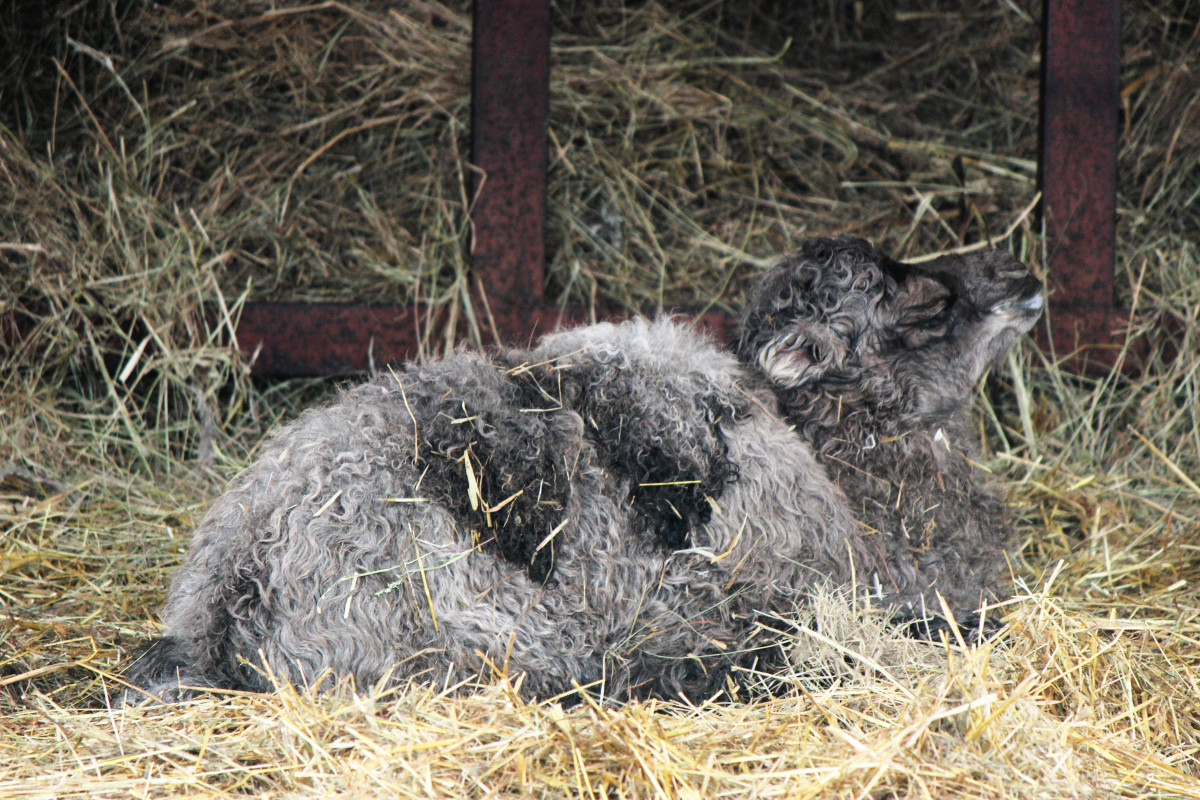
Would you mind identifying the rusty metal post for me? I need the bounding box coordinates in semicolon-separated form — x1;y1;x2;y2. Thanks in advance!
1039;0;1123;366
471;0;551;336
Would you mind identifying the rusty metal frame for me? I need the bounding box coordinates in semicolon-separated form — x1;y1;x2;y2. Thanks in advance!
1036;0;1138;372
232;0;1139;376
236;0;556;375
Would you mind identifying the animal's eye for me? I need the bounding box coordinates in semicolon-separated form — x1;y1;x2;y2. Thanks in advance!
917;305;952;330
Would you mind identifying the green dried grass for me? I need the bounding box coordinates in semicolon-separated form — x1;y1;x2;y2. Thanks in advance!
3;0;1200;797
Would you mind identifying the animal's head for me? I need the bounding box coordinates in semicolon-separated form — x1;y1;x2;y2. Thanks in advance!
736;237;1043;419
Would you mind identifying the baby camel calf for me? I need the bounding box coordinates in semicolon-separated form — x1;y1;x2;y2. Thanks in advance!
125;236;1043;704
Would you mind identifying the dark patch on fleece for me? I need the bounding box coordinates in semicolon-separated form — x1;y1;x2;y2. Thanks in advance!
405;360;575;585
401;346;748;584
573;370;745;551
496;354;746;555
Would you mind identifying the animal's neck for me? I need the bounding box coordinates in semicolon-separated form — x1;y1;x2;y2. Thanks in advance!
776;385;967;458
805;397;984;535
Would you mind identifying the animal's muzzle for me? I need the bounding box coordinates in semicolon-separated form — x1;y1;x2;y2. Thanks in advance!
992;275;1044;317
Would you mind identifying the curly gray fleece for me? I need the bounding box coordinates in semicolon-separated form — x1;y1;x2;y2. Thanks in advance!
124;236;1043;704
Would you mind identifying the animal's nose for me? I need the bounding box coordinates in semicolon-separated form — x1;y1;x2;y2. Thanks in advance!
992;274;1045;315
1003;291;1044;313
1014;273;1042;297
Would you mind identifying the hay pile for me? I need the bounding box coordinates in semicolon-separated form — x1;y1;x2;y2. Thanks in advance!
3;0;1199;796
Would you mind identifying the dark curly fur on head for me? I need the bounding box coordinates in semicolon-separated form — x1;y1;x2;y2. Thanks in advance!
737;237;1042;428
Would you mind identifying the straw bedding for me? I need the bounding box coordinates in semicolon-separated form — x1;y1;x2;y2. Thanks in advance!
2;0;1199;797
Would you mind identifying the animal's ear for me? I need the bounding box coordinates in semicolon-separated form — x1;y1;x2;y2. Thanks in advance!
756;322;849;388
898;272;949;307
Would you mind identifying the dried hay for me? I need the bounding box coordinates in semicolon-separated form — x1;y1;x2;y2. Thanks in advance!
3;0;1200;797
